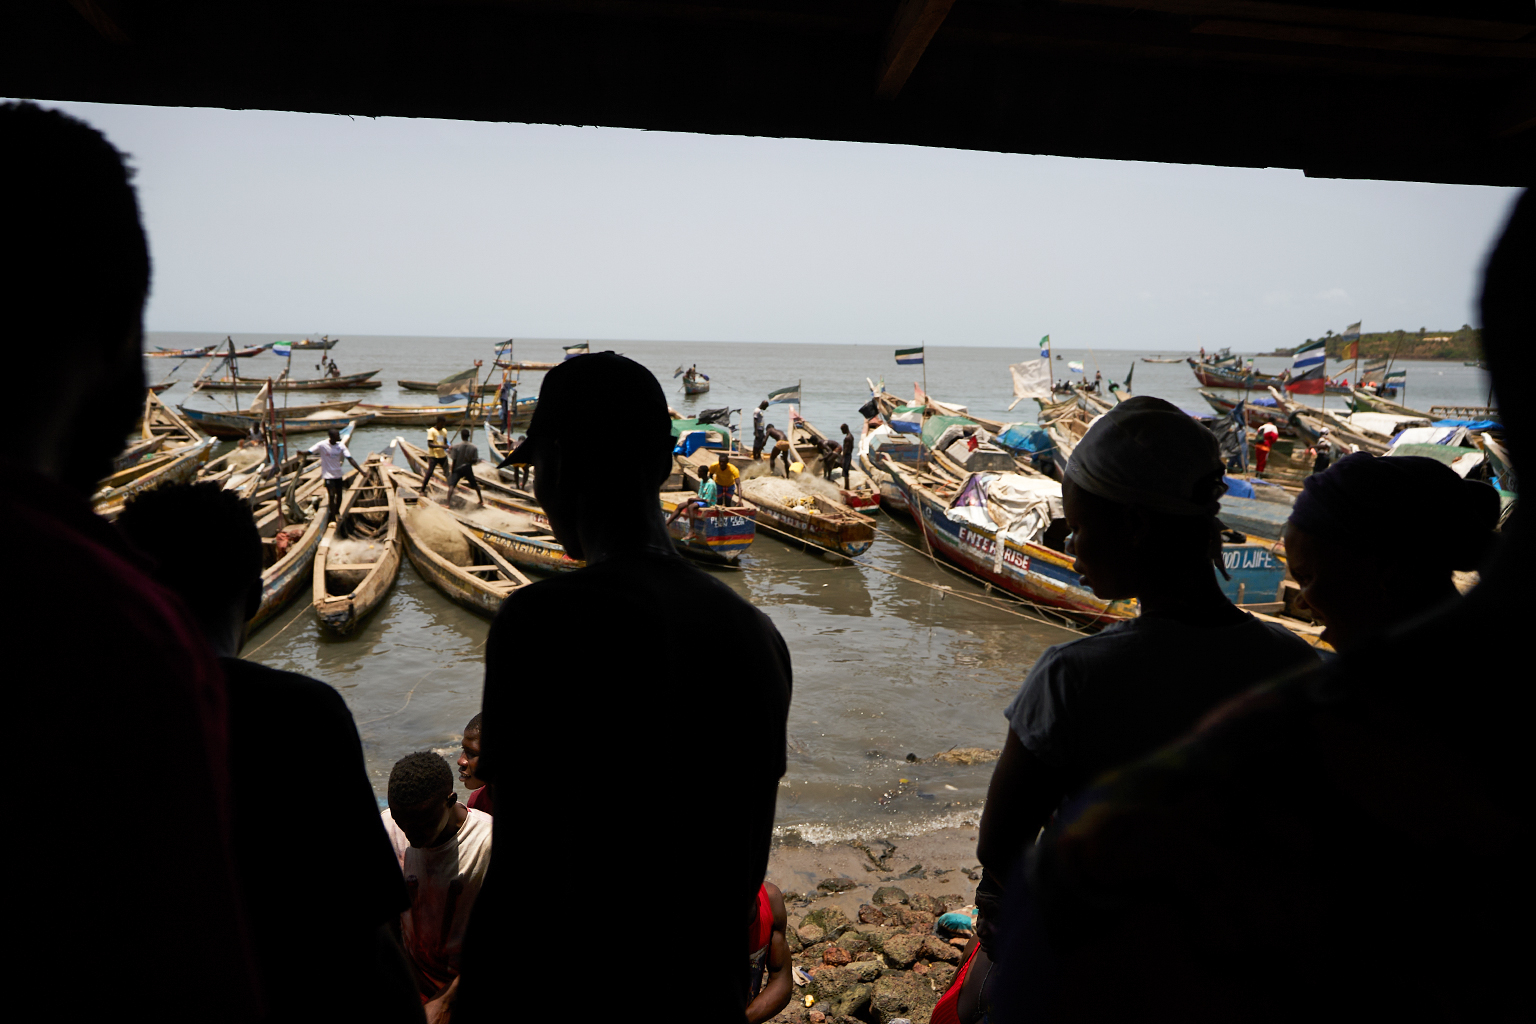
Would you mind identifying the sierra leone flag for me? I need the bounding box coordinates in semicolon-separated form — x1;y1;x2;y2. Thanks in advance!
436;367;479;404
1287;337;1328;394
768;383;801;405
895;346;924;366
272;342;292;357
563;343;590;360
1385;368;1406;383
890;404;923;434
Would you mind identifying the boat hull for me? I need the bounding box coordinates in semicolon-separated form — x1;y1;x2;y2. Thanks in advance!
199;370;381;390
178;405;374;437
93;438;215;520
660;495;756;563
1199;391;1293;434
312;461;401;635
739;492;874;558
397;380;500;395
250;503;330;632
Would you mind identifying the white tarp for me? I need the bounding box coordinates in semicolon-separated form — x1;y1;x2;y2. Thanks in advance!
1390;425;1467;448
1345;412;1431;437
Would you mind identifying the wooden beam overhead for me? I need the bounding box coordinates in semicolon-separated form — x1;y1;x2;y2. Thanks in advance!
875;0;957;100
1054;0;1535;41
1191;19;1536;59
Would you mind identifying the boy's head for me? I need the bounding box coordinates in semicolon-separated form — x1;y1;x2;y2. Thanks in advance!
458;714;485;791
388;752;457;849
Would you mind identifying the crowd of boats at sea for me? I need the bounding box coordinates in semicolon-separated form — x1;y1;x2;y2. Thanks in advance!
107;336;1511;650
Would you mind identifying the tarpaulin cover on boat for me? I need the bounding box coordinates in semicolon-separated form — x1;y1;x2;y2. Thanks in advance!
1432;418;1501;431
944;472;1063;546
922;415;974;449
993;424;1053;454
1386;442;1486;478
1223;475;1256;499
889;404;923;434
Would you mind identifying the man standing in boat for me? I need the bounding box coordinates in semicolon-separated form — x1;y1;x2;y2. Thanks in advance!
710;452;741;506
423;415;451;489
445;427;486;508
840;423;856;485
764;424;792;477
461;352;792;1021
308;426;363;516
753;401;769;460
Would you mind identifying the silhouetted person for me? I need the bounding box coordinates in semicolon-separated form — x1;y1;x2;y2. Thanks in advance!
745;882;794;1023
840;422;855;484
383;752;492;1023
753;400;769;459
1283;452;1499;653
458;353;792;1021
968;397;1316;1019
458;713;494;816
991;190;1533;1024
445;427;485;508
765;423;792;476
117;483;422;1024
0;101;261;1019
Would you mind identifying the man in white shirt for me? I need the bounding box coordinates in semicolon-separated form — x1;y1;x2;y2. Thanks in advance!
382;751;492;1022
306;427;362;514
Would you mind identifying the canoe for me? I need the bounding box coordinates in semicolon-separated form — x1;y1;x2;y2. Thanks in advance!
177;404;375;437
146;345;216;358
290;337;339;350
312;454;401;635
148;381;176;393
393;477;533;617
391;443;580;574
197;370;382;390
136;389;203;447
660;490;757;563
397;379;500;395
886;460;1135;626
682;377;710;395
248;465;343;632
92;436;216;521
484;422;538;489
112;435;164;472
732;471;875;558
494;359;558;371
1199;390;1293;434
352;403;472;426
1141;356;1184;363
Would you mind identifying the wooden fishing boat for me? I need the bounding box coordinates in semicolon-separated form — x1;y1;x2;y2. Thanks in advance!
312;455;401;635
1266;387;1388;454
494;359;557;371
177;404;374;437
146;345;216;358
148;381;176;393
1141;355;1184;363
1348;388;1433;419
660;490;757;563
682;374;710;395
392;477;532;617
247;465;341;632
197;370;382;391
111;435;164;472
1199;390;1293;434
731;472;876;558
290;337;340;350
92;436;216;521
391;442;580;574
398;379;500;395
136;389;203;446
484;422;541;488
886;460;1135;625
353;403;471;426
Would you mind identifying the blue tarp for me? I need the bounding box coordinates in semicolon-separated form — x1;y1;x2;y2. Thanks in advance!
1432;418;1500;430
1223;475;1256;499
993;423;1053;455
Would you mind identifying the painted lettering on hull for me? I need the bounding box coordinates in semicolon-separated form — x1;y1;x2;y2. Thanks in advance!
1222;547;1277;571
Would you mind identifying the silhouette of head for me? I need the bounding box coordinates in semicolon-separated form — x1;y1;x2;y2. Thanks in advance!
388;751;458;849
436;416;447;429
516;353;672;552
327;428;341;444
841;424;850;434
1481;189;1532;465
3;102;150;497
759;401;769;411
459;713;484;790
116;482;263;649
1283;452;1499;651
461;428;471;441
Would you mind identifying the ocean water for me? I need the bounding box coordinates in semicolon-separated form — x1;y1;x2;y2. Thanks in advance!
150;332;1495;836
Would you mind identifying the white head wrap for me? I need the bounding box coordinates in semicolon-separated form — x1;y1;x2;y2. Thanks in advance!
1064;396;1226;517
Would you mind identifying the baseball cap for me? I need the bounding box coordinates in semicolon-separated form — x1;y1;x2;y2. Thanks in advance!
499;351;673;468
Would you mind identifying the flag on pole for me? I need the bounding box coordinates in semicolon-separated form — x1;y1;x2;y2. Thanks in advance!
1009;339;1053;402
1286;338;1328;394
1385;368;1406;385
895;346;924;366
767;383;801;405
272;342;292;357
1363;358;1388;380
1342;321;1362;361
889;404;923;434
495;340;515;352
436;367;479;404
563;343;590;360
1067;361;1084;374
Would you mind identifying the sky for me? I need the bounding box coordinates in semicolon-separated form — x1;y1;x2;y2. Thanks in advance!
20;98;1524;350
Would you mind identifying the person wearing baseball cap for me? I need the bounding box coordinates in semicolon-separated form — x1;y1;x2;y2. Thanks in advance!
462;352;794;1021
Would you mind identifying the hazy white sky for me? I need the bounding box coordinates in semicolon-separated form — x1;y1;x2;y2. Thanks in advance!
26;99;1522;350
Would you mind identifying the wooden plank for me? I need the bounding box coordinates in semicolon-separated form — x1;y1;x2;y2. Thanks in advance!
875;0;958;100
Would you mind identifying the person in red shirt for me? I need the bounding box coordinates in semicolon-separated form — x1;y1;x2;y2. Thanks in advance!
458;713;495;815
1;101;261;1019
745;882;793;1023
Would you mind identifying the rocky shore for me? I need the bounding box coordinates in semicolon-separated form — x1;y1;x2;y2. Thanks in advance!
762;825;981;1024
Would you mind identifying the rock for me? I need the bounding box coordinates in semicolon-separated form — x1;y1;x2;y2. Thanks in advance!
858;927;903;954
871;971;939;1024
857;904;887;926
808;1013;826;1024
817;876;857;893
898;864;928;880
797;923;825;946
937;894;968;914
786;923;805;953
911;961;930;976
823;945;853;967
802;906;852;941
907;893;939;915
920;935;962;964
880;933;926;970
928;962;959;993
834;933;870;955
854;952;885;964
806;963;877;1018
800;941;831;964
872;886;909;906
898;908;935;930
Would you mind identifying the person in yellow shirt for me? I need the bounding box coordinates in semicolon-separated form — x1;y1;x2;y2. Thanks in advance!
423;416;451;489
709;454;740;506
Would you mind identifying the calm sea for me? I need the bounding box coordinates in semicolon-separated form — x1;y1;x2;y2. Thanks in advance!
149;332;1495;839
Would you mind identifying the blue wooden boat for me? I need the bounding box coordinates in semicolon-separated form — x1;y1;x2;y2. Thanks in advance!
660;490;757;563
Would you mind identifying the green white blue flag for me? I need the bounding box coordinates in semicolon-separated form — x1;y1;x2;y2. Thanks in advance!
895;346;924;366
437;367;479;404
768;383;801;405
563;343;590;360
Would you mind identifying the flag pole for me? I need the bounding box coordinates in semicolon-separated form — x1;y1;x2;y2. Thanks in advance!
922;345;927;403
